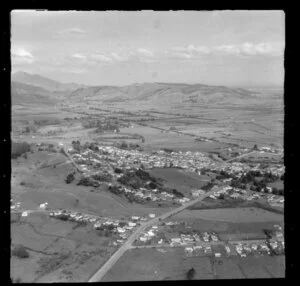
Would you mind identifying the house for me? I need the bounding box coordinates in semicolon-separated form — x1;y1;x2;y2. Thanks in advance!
231;193;240;199
149;213;156;218
185;247;193;252
21;211;28;217
266;187;273;193
148;231;155;236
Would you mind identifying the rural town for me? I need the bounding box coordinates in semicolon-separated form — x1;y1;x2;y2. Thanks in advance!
10;10;285;282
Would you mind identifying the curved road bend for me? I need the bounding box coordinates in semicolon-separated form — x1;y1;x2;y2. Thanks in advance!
88;190;215;282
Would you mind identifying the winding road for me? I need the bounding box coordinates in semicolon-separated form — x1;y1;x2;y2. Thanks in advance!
88;190;215;282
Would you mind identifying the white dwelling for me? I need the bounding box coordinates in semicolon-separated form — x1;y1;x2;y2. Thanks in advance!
149;213;156;218
148;230;155;236
21;211;28;217
117;227;125;233
266;187;273;193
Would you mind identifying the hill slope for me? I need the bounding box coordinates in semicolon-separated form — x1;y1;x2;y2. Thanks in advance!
68;82;261;105
11;81;56;106
12;71;85;92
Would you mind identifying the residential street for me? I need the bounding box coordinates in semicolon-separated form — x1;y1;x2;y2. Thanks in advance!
88;190;215;282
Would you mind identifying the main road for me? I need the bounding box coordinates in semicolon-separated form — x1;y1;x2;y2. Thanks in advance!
88;190;215;282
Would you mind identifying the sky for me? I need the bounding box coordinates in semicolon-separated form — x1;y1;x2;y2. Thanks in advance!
11;10;285;87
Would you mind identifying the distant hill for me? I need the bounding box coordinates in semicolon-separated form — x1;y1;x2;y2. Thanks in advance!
11;81;55;106
12;71;85;92
68;82;261;105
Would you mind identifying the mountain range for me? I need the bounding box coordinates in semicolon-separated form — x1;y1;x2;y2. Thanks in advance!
11;71;279;107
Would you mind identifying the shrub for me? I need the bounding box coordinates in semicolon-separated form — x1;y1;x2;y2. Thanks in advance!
11;141;31;159
65;172;75;184
77;176;99;187
114;167;123;174
172;188;184;198
12;245;29;259
12;277;22;283
219;194;225;200
91;172;112;182
186;268;196;280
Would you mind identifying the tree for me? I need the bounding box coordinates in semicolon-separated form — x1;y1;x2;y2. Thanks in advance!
12;245;29;259
186;268;196;280
12;277;22;283
219;193;225;200
11;141;31;159
65;172;75;184
253;144;258;151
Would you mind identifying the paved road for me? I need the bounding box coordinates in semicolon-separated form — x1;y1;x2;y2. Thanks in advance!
225;151;257;163
88;190;215;282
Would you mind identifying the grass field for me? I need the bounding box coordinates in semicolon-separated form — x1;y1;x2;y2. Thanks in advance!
173;207;283;223
102;247;285;281
10;212;118;283
148;168;210;195
188;196;284;215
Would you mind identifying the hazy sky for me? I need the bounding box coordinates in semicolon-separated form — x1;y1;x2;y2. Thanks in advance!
11;10;285;86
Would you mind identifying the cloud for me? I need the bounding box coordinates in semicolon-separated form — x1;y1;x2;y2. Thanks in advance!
213;42;284;56
71;48;156;65
71;53;87;61
169;42;284;59
56;28;87;37
11;46;34;64
89;53;114;63
240;42;284;56
213;44;241;55
136;48;154;57
170;52;192;59
172;45;211;54
110;52;131;62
